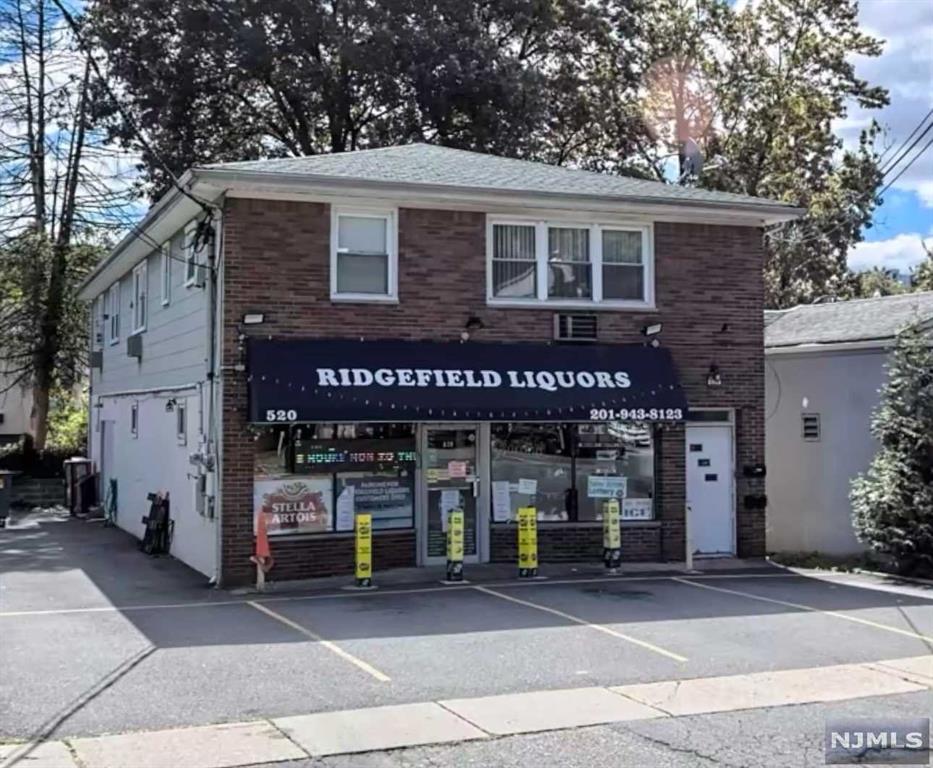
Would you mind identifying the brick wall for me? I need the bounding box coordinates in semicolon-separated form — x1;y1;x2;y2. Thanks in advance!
220;199;766;585
263;530;415;581
491;522;661;563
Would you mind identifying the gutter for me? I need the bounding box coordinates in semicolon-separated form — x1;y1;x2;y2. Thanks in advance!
765;339;893;355
193;167;805;224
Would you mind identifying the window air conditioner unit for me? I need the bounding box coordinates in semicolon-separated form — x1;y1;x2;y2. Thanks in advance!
127;333;143;360
554;313;598;342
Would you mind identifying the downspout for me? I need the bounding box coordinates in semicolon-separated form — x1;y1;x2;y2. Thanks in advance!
209;197;226;586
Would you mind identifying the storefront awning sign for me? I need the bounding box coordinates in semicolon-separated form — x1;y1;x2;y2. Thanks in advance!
248;338;688;423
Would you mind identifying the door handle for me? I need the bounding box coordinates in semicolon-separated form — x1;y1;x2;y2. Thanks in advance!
471;478;480;498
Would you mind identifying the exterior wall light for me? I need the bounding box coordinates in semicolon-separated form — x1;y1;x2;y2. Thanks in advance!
706;364;722;388
242;313;265;325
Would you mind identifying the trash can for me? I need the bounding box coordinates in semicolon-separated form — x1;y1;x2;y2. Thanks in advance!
63;458;94;516
0;471;15;528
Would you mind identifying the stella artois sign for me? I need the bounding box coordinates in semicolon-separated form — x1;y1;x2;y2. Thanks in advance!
253;478;331;536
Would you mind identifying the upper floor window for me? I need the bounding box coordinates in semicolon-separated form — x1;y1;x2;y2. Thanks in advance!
330;208;397;302
92;296;104;349
107;282;120;344
184;222;199;287
487;218;654;308
132;261;148;333
161;243;171;306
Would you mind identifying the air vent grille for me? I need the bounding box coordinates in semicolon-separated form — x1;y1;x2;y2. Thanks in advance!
554;313;597;342
801;413;820;441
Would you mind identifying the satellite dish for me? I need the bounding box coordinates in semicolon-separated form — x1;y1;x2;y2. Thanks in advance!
681;138;703;178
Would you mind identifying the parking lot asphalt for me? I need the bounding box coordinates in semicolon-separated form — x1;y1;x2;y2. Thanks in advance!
2;511;932;743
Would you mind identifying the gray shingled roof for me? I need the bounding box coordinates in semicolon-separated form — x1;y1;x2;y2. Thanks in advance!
765;292;933;348
199;143;797;212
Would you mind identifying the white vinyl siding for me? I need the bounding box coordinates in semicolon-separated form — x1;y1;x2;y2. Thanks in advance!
487;217;654;309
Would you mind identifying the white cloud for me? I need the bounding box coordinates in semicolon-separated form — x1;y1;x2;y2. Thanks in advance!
848;233;931;273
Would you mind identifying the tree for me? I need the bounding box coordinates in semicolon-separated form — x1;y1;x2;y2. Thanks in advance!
851;325;933;575
912;239;933;292
85;0;645;197
0;0;131;447
637;0;888;308
842;266;906;299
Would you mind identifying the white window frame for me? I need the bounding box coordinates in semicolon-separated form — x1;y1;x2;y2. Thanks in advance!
176;401;187;446
160;243;171;306
486;216;655;310
131;260;148;334
330;206;398;303
107;282;120;345
184;222;199;287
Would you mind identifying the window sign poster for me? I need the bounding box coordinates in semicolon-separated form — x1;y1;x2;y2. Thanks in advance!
492;480;512;522
254;477;332;535
623;498;653;520
342;475;414;529
517;477;538;495
440;489;461;532
587;475;627;499
336;485;355;532
448;460;467;479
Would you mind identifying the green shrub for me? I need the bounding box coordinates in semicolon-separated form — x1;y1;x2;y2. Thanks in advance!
851;325;933;576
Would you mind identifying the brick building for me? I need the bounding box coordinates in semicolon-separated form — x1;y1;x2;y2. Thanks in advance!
79;144;799;586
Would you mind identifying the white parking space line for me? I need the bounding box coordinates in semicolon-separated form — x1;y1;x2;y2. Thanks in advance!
473;585;688;663
246;601;391;683
672;577;933;644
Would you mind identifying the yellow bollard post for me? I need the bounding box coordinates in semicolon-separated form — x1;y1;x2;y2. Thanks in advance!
446;508;465;582
355;513;373;587
517;506;538;578
603;498;622;572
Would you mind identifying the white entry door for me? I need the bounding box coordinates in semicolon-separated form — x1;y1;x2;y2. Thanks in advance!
686;424;735;556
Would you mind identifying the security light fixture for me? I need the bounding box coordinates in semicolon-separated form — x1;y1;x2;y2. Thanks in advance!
706;364;722;388
242;312;265;325
641;323;663;337
165;398;177;413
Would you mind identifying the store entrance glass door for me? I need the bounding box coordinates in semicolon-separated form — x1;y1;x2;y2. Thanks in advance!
421;425;484;565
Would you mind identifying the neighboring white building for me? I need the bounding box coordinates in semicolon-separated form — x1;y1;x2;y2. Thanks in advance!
85;210;218;579
0;369;33;445
764;292;933;556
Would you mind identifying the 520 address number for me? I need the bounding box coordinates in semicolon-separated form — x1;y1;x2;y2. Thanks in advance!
265;409;298;422
589;408;683;421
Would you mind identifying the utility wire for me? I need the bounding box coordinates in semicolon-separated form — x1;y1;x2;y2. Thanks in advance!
766;119;933;248
879;107;933;176
878;134;933;199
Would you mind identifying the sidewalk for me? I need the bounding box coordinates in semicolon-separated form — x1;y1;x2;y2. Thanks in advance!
233;556;777;596
3;654;930;768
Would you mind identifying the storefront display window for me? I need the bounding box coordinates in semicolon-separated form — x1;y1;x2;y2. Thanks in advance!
490;424;573;522
490;422;654;523
253;423;416;535
576;423;654;521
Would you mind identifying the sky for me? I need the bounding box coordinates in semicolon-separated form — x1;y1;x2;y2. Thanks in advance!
841;0;933;275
